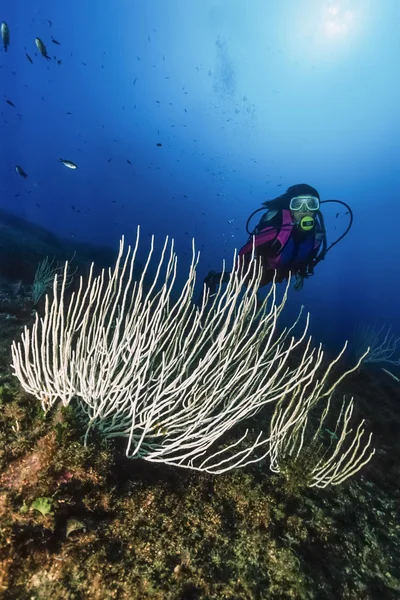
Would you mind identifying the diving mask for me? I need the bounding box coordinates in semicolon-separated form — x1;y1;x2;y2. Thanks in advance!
289;195;320;212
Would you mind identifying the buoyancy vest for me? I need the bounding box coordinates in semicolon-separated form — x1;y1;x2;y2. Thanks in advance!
238;209;322;270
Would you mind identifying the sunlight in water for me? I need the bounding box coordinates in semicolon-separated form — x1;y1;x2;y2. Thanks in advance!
323;4;354;37
281;0;372;64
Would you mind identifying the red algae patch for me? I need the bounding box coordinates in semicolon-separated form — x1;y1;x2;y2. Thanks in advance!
0;431;57;493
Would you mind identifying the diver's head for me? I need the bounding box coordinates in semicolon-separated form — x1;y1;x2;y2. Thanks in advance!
288;185;320;231
262;183;321;230
289;194;320;230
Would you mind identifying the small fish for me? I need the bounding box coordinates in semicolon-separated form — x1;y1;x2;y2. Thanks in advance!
51;38;61;45
336;212;340;218
156;143;162;147
1;22;10;52
25;53;33;63
108;158;112;162
66;111;72;115
57;60;62;65
59;158;77;169
133;78;137;85
6;100;15;107
15;165;28;178
127;159;132;164
35;37;51;60
47;20;53;27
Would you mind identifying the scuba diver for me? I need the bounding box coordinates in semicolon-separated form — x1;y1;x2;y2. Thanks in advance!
203;183;353;297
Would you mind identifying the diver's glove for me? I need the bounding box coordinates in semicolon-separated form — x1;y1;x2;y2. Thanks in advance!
293;273;304;291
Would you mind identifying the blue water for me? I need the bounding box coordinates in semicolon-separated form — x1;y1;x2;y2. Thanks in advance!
1;0;399;355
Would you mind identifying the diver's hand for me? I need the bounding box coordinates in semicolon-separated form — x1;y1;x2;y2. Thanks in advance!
293;274;304;291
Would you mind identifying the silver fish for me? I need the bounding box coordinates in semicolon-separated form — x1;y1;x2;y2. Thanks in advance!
59;158;77;169
15;165;28;178
1;22;10;52
35;37;50;60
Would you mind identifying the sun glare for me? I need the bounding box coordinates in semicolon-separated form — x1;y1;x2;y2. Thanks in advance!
324;4;354;37
278;0;370;65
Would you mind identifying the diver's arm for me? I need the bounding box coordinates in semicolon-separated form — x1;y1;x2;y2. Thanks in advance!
293;247;320;290
300;244;320;277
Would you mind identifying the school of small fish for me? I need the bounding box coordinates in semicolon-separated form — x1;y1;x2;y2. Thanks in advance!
1;20;78;181
0;19;166;190
0;17;210;241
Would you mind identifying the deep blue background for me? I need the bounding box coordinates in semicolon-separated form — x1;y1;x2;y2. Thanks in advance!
1;0;399;355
